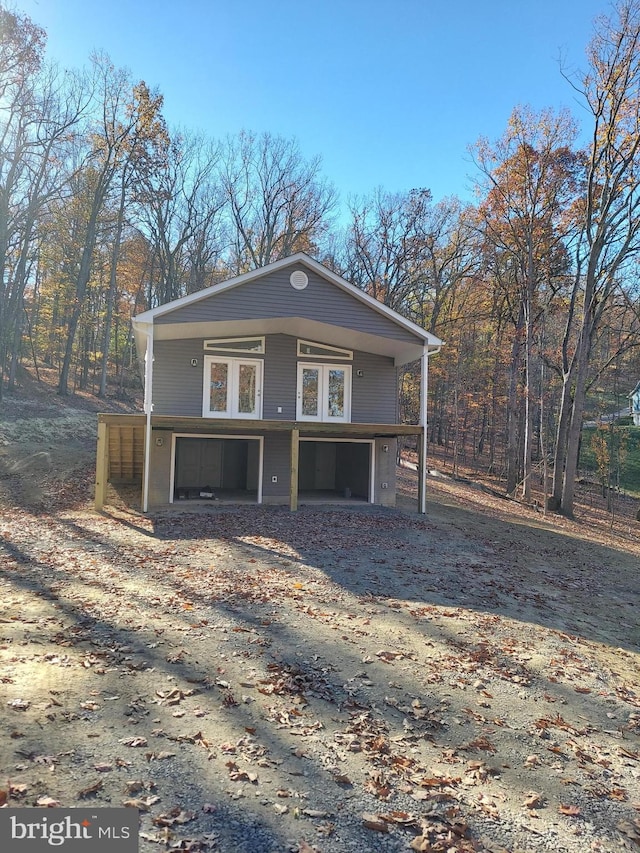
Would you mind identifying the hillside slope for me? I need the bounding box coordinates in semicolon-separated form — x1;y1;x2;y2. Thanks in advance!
0;369;139;510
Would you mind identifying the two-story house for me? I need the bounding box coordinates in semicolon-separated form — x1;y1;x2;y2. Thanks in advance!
94;253;442;513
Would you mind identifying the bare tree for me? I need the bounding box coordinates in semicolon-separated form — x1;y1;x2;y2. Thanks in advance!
551;0;640;516
221;131;336;272
97;82;167;397
57;54;150;396
339;188;433;312
0;5;86;397
135;131;225;306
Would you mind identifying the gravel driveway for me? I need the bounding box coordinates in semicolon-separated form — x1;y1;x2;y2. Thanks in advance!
1;467;639;853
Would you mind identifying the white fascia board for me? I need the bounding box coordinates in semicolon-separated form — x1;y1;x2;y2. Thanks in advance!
133;253;444;351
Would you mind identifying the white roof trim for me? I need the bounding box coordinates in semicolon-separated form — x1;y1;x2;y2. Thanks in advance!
133;252;443;350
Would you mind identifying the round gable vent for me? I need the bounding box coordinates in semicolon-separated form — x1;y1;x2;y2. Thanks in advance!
290;270;308;290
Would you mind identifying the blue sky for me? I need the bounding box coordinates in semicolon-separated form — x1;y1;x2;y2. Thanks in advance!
18;0;608;211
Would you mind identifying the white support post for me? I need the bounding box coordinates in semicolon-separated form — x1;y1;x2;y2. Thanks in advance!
419;349;429;514
142;326;154;513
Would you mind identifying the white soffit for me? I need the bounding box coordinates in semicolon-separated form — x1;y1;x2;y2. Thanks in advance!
149;317;428;366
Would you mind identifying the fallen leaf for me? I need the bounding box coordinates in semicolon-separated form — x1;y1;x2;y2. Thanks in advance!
609;787;627;801
558;804;581;816
36;796;61;808
463;736;497;753
523;792;544;809
617;818;640;844
379;810;419;827
376;650;403;663
409;789;431;801
124;780;151;794
120;736;148;747
618;748;639;761
123;796;160;811
153;806;196;827
78;780;103;799
361;813;389;833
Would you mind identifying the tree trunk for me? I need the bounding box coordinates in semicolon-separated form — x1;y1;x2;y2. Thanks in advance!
522;304;534;501
58;207;101;396
506;305;525;495
99;180;126;398
560;322;592;516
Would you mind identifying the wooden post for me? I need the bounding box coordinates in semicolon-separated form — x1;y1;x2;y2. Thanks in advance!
94;420;109;510
290;428;299;512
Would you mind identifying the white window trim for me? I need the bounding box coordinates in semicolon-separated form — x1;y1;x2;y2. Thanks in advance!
296;362;352;422
203;355;263;419
169;433;264;504
204;336;265;354
300;437;374;503
297;339;352;360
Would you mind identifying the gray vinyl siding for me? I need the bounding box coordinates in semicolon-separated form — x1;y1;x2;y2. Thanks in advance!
264;336;397;423
149;430;172;506
352;350;396;423
153;334;398;423
262;432;291;498
153;339;205;416
263;334;297;420
155;268;421;346
261;335;397;424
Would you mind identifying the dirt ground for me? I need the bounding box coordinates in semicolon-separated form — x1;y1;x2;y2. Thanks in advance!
0;385;639;853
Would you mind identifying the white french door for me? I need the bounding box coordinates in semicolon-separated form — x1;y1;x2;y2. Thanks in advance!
203;356;262;419
296;363;351;422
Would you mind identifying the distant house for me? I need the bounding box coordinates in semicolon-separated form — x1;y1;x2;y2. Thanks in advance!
94;253;442;512
629;381;640;426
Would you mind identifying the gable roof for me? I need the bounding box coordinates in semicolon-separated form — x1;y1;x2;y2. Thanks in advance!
133;253;443;366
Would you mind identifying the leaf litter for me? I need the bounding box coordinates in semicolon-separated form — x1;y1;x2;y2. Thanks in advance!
0;471;639;852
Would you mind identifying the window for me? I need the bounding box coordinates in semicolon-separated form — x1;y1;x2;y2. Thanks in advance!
203;356;262;419
297;363;351;422
297;339;352;360
204;337;265;354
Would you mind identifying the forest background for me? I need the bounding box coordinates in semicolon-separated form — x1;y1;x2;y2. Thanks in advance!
1;1;640;519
